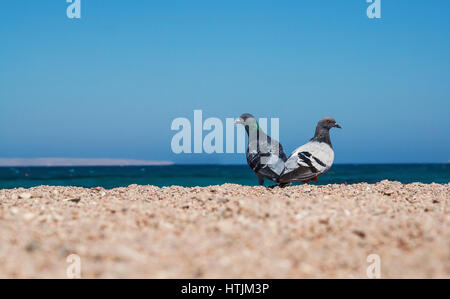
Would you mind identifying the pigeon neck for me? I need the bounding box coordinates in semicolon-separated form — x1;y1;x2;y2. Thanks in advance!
245;124;268;143
311;127;332;148
245;123;261;136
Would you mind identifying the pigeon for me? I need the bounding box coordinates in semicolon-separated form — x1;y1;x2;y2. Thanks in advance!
279;117;342;184
235;113;288;186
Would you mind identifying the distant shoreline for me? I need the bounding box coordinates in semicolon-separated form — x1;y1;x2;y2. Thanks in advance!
0;158;174;167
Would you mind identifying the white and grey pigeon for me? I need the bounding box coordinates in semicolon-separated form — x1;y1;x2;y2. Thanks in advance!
235;113;288;186
279;117;342;184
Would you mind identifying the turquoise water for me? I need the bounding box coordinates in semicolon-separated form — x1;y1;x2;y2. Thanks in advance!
0;164;449;189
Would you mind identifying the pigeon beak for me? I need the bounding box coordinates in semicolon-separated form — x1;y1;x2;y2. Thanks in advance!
334;123;342;129
235;118;244;126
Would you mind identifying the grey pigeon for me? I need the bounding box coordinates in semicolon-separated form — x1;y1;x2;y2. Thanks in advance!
279;117;342;184
235;113;288;186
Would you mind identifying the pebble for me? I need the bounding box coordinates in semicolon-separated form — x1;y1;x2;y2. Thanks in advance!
67;198;81;203
383;189;395;196
19;193;33;200
23;213;35;221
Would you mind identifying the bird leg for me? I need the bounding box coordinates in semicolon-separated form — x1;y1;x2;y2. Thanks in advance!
257;175;265;186
267;182;291;189
278;182;291;188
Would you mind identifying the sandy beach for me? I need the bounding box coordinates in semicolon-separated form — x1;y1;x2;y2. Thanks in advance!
0;181;449;278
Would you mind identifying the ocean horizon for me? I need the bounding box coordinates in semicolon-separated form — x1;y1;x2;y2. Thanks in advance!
1;163;449;189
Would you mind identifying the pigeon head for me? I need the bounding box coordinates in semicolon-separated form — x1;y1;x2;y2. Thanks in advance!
317;117;342;131
235;113;259;132
311;117;341;146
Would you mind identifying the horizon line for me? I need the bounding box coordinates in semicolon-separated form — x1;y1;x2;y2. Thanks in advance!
0;158;448;167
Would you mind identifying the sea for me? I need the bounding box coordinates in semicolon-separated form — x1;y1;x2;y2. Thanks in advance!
0;164;449;189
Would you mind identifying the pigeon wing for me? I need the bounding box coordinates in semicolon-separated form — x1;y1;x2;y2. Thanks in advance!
280;141;334;183
259;135;287;178
246;135;287;181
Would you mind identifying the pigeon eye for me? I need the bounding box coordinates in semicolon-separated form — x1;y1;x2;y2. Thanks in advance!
327;120;331;124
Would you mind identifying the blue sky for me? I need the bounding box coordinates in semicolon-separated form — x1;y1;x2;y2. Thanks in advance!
1;0;449;164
